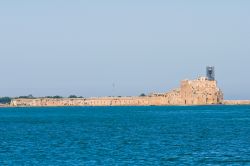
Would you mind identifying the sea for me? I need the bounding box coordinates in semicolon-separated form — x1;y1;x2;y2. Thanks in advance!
0;106;250;165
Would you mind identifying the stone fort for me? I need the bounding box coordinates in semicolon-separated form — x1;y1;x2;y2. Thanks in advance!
11;67;226;107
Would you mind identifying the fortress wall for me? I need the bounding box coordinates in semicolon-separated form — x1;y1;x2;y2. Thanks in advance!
10;78;224;107
10;97;167;107
180;79;223;105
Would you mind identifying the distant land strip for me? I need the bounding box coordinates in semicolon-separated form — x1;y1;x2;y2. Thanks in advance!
6;77;250;107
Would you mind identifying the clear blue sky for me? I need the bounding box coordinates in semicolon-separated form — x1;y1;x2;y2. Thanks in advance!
0;0;249;99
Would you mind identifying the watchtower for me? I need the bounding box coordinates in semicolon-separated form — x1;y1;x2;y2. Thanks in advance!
206;66;215;81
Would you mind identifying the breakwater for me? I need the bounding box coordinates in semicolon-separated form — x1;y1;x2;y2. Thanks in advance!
223;100;250;105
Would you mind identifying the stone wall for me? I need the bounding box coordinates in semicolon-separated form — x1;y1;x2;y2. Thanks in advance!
10;97;166;107
222;100;250;105
179;78;223;105
10;77;224;107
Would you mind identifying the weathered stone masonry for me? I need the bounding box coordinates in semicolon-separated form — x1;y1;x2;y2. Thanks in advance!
11;77;224;107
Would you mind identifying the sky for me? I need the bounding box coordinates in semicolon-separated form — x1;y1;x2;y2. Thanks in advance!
0;0;249;99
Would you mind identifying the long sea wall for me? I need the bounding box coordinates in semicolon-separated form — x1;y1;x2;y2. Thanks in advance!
222;100;250;105
10;77;224;107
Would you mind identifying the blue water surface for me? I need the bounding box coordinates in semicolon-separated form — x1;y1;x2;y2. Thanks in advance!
0;106;250;165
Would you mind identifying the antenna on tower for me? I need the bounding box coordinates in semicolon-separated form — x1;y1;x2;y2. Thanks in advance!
206;66;215;81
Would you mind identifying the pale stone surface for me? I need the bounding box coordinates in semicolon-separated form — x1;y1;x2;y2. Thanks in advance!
10;77;224;107
0;104;8;107
222;100;250;105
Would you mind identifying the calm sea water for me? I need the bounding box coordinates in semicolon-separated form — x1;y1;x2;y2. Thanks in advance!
0;106;250;165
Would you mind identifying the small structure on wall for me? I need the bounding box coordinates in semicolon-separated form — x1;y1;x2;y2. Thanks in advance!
206;66;215;81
